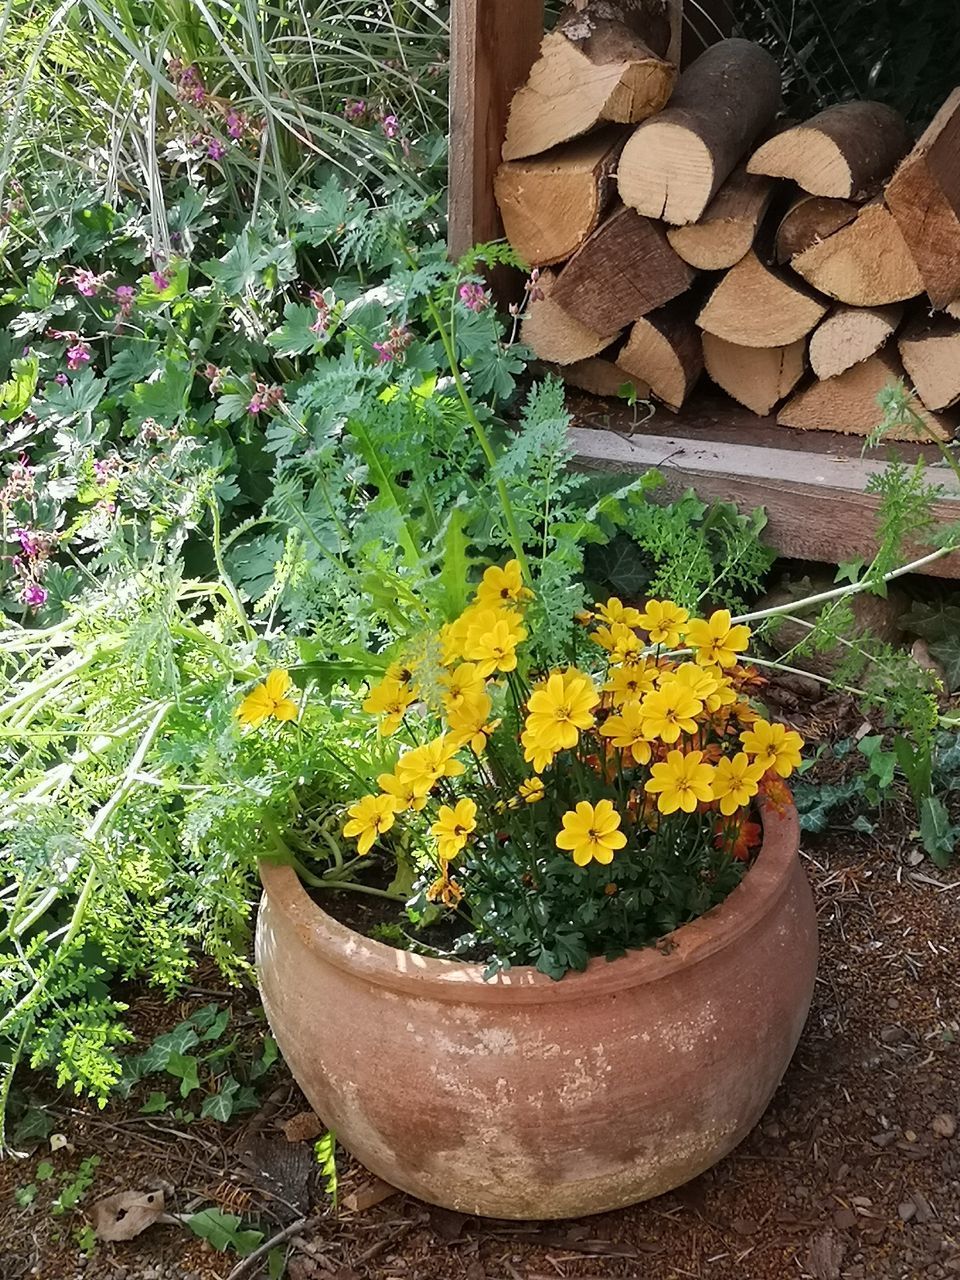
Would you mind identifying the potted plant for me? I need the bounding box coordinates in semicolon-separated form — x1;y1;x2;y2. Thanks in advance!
256;564;817;1219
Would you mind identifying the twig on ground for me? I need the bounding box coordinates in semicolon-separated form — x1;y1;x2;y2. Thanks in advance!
225;1213;326;1280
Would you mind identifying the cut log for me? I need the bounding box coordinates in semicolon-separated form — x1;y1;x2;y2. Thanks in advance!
899;315;960;411
808;305;903;380
777;351;952;441
502;3;677;162
774;194;859;264
521;268;621;365
550;204;696;331
790;201;923;307
560;0;681;64
885;89;960;309
747;102;911;200
948;301;960;321
618;303;702;410
697;250;828;348
617;39;781;225
702;333;806;416
665;165;775;269
495;128;628;267
558;354;651;399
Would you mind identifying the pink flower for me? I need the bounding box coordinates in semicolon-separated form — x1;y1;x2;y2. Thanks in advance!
20;582;47;609
247;381;284;415
372;341;393;364
226;110;245;140
458;282;488;313
66;342;92;370
74;269;100;298
151;270;170;292
14;527;40;558
372;325;412;365
114;285;135;318
54;372;69;386
381;114;400;140
207;137;227;160
343;99;367;121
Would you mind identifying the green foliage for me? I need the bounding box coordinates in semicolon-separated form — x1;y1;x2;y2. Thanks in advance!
314;1130;339;1203
187;1207;264;1256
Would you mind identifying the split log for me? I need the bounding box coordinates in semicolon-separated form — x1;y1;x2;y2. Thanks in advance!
502;2;678;161
559;354;651;399
617;39;781;225
774;194;858;264
702;332;806;416
618;303;702;410
665;165;775;270
550;204;696;331
495;128;628;267
886;89;960;309
697;250;828;348
899;316;960;411
777;351;952;441
521;268;621;365
747;102;911;200
808;305;903;380
947;301;960;321
790;201;923;307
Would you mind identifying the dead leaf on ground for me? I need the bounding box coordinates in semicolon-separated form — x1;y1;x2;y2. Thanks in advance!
427;1206;470;1242
342;1177;399;1212
91;1189;165;1242
282;1110;325;1143
805;1228;846;1280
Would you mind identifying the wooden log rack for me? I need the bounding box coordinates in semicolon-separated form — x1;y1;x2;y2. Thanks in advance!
448;0;960;578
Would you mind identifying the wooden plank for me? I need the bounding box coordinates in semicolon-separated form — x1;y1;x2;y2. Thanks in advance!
568;420;960;578
448;0;545;261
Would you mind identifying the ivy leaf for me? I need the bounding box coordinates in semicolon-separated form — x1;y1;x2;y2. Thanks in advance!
919;796;957;868
139;1091;170;1114
139;1023;199;1073
187;1209;263;1255
268;302;324;357
200;1077;239;1122
165;1052;201;1098
198;1008;231;1042
249;1035;278;1080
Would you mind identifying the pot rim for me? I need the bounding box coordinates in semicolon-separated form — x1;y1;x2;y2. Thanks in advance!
258;797;800;1005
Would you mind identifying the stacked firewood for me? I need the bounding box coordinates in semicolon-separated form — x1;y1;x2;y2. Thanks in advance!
495;0;960;440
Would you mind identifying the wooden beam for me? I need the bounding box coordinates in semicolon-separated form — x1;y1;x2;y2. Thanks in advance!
567;408;960;577
448;0;545;261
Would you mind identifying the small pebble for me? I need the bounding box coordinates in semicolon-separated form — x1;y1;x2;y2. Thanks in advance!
905;1129;918;1142
881;1025;906;1045
900;1201;917;1222
933;1113;957;1139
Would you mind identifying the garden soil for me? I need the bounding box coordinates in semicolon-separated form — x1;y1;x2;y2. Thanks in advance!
3;695;960;1280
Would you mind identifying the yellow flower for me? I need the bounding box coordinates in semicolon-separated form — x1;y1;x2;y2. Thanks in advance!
668;662;737;713
556;799;627;867
525;667;599;753
447;691;501;753
595;597;643;628
462;607;527;677
645;750;715;815
712;752;766;816
384;659;418;690
685;609;751;669
377;770;427;813
342;793;397;855
518;776;545;804
521;729;556;774
740;720;803;778
636;599;689;647
431;797;478;862
395;734;466;798
605;660;659;707
639;684;703;743
440;662;486;713
474;559;531;609
599;701;653;764
362;675;415;736
236;669;299;727
593;620;643;665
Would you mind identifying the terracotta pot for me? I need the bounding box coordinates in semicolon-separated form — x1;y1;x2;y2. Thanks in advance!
256;801;817;1219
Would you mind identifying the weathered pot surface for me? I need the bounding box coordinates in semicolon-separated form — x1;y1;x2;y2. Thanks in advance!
256;801;817;1219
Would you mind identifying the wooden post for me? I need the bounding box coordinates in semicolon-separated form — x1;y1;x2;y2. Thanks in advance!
448;0;545;261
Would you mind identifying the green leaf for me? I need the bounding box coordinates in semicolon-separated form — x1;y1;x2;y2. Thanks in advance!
0;356;39;423
201;227;296;297
250;1034;278;1081
138;258;189;302
200;1077;239;1123
919;796;957;868
15;1184;37;1207
139;1091;170;1114
26;263;58;309
314;1130;338;1203
124;360;193;429
140;1023;200;1073
268;1247;286;1280
268;302;324;357
35;1160;54;1181
198;1008;231;1042
165;1051;201;1098
35;367;105;422
437;508;471;621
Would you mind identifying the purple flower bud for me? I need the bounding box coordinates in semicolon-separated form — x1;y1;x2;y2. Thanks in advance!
381;114;400;140
458;282;489;314
372;341;393;364
151;270;170;292
226;109;245;140
207;137;227;161
66;342;92;370
55;372;69;385
13;527;40;558
74;269;99;298
343;99;367;121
